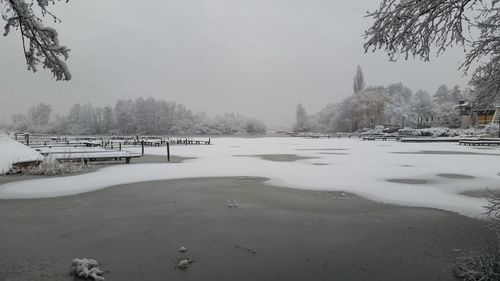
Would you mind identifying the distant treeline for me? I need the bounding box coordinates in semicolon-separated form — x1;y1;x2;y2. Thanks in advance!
293;66;500;133
294;83;469;133
7;98;266;135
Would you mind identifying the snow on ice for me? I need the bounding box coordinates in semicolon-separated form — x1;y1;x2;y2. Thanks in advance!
0;137;499;218
0;134;43;175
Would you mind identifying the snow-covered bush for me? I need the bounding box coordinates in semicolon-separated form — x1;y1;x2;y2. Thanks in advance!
454;248;500;281
10;158;82;176
397;127;462;137
484;124;499;138
454;192;500;281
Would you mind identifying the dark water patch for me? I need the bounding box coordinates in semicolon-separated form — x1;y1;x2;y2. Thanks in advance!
437;173;475;179
391;150;500;156
400;165;413;167
461;189;500;198
131;155;195;164
312;163;329;166
233;154;317;162
319;152;348;155
387;178;429;185
0;177;491;281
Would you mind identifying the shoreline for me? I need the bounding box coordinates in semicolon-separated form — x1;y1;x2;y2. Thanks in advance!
0;154;194;186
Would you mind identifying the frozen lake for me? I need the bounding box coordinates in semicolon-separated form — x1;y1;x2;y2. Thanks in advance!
1;137;499;218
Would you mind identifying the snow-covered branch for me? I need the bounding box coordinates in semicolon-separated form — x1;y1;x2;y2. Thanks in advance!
364;0;474;61
365;0;500;107
2;0;71;80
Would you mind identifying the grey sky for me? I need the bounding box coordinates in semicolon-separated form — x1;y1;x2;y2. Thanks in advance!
0;0;468;127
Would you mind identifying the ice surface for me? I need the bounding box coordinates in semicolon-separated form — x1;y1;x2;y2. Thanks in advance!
0;134;43;175
1;137;499;218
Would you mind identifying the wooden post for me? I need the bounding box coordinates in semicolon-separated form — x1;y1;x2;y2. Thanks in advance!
119;142;122;151
141;140;144;156
167;142;170;162
25;133;30;146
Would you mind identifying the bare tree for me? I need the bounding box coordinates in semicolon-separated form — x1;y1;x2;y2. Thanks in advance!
353;65;365;94
363;0;500;102
2;0;71;80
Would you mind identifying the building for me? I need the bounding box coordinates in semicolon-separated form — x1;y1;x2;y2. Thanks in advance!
457;101;499;128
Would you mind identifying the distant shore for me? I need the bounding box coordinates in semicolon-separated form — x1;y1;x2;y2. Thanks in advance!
0;177;492;281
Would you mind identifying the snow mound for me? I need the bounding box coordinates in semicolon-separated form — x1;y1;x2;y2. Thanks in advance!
0;134;43;175
70;258;104;281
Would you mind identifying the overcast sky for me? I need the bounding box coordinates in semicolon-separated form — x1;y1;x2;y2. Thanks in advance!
0;0;468;127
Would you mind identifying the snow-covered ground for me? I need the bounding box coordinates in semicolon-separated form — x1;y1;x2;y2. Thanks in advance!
1;137;499;218
0;134;43;175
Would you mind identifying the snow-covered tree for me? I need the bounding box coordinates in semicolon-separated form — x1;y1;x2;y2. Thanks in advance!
433;85;463;128
412;90;434;128
28;103;52;127
293;103;309;132
114;99;136;135
353;65;365;94
244;118;266;134
2;0;71;80
10;112;28;131
316;103;340;132
350;86;389;128
384;83;414;127
433;85;451;104
364;0;500;103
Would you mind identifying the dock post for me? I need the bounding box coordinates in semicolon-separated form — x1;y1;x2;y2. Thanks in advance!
119;143;122;151
141;140;144;156
208;138;211;145
167;142;170;162
25;133;29;146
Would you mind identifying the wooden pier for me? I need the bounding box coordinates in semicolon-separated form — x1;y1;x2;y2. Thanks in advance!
16;134;213;165
34;146;142;164
399;137;460;143
459;138;500;146
361;134;399;141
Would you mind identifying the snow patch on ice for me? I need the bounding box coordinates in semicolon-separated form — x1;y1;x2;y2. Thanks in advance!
0;137;499;218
